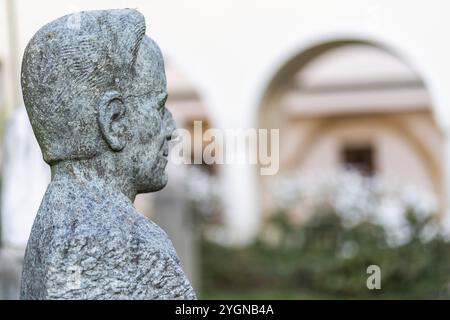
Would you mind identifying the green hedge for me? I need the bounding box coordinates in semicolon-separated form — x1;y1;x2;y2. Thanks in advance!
201;208;450;299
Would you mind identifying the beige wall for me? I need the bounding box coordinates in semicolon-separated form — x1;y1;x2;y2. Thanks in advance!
293;112;440;187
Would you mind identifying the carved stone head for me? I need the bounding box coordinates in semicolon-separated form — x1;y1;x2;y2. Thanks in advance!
21;9;175;194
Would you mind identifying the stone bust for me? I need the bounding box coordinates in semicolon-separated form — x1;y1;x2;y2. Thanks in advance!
20;9;196;300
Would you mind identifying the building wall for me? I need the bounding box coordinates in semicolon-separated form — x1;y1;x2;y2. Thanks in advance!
283;112;442;187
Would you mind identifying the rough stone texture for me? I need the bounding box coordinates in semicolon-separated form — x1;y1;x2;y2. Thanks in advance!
20;9;196;300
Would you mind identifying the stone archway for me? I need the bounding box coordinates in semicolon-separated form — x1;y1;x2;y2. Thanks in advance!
258;40;444;223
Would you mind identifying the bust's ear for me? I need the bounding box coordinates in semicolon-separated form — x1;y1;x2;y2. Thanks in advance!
98;91;127;151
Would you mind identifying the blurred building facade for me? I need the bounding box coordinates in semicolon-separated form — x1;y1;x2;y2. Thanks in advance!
1;0;450;298
259;42;444;222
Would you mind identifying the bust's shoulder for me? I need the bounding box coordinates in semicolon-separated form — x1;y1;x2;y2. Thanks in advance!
40;180;177;255
29;181;195;299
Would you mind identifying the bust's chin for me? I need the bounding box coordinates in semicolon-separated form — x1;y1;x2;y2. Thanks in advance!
152;175;168;192
138;173;168;194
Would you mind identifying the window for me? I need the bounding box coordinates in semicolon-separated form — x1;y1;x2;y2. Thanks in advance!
341;144;375;176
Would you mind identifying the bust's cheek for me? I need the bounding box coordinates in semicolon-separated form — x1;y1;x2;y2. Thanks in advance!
135;111;162;144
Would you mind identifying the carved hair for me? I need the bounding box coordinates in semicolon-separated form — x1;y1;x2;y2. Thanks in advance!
21;9;146;164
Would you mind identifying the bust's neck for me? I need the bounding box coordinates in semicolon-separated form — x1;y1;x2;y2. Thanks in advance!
50;157;137;202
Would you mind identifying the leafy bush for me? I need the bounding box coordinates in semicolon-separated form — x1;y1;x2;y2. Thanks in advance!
201;207;450;299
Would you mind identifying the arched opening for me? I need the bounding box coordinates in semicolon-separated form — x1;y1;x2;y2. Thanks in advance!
259;40;444;227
